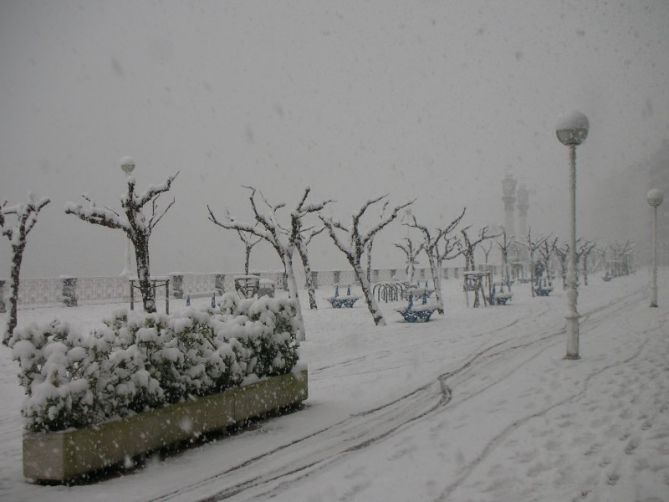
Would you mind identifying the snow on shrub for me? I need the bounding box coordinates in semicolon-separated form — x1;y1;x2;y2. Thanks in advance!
6;294;300;433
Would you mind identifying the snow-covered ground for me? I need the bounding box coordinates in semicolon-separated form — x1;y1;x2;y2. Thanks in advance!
1;270;668;502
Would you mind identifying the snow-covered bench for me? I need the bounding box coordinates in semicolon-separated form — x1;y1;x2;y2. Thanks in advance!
396;294;437;322
326;286;360;308
534;285;553;296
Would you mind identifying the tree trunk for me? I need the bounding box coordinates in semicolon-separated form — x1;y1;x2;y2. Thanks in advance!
545;259;552;286
366;240;373;285
133;236;156;313
244;246;251;275
583;255;588;286
351;260;386;326
296;243;318;310
530;250;535;297
282;250;306;341
428;254;444;314
6;244;23;339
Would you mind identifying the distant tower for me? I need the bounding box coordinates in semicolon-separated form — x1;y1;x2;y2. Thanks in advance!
501;174;517;238
516;184;529;239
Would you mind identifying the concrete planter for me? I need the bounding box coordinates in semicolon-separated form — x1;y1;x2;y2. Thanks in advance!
23;368;308;483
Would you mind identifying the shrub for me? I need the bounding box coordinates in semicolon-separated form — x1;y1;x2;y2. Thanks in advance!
7;295;300;432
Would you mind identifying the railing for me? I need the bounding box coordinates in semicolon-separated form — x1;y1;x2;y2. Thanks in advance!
0;266;500;309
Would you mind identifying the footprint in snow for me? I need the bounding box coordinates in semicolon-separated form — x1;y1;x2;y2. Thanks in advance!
624;435;640;455
606;471;620;486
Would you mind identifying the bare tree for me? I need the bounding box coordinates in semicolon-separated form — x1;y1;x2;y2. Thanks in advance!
403;207;466;314
553;241;569;289
609;240;635;276
461;226;496;272
553;239;585;289
295;226;325;310
207;186;331;340
236;229;263;275
481;240;494;267
591;246;607;274
538;237;558;287
526;228;549;297
66;169;178;313
578;241;597;286
364;200;389;284
394;237;424;284
495;229;513;286
1;194;50;342
437;234;464;271
320;195;413;326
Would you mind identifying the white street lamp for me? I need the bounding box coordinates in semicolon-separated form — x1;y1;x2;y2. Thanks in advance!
556;111;589;360
647;188;664;308
120;156;135;277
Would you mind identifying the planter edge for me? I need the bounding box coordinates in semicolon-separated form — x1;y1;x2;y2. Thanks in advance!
23;368;308;482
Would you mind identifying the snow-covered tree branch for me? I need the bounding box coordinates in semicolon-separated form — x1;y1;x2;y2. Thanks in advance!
236;229;263;275
65;165;179;313
394;238;424;284
461;225;497;272
402;207;466;314
363;200;389;284
208;186;332;339
320;196;413;326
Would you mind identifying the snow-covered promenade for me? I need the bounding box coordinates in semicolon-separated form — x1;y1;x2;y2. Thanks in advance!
1;271;668;502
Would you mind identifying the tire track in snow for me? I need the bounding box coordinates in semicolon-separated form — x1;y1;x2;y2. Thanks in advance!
145;287;645;501
221;292;642;501
437;292;655;500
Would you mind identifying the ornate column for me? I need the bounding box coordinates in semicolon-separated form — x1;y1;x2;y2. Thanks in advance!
215;274;226;295
517;184;529;240
61;276;78;307
171;273;184;299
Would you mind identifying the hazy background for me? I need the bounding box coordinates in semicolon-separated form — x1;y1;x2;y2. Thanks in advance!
1;0;668;278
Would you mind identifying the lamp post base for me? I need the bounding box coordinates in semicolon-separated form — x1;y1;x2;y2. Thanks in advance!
565;312;580;360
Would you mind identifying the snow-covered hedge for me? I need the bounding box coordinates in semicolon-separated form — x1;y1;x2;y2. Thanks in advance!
6;294;300;433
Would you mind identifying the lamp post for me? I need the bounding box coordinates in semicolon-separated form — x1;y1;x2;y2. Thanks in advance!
120;156;135;277
556;111;589;360
647;188;664;308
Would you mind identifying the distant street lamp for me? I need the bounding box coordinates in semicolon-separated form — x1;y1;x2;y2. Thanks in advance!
120;156;135;277
556;111;589;360
647;188;664;308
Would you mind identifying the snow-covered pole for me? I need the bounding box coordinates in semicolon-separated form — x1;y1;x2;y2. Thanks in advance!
556;111;589;360
647;188;664;308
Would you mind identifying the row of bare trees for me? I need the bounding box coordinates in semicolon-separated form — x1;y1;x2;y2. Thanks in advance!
2;166;634;342
206;189;420;330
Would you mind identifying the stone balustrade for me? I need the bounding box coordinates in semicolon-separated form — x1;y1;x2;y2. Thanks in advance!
2;266;494;307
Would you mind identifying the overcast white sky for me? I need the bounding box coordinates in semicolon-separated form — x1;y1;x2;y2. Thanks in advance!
1;0;668;278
